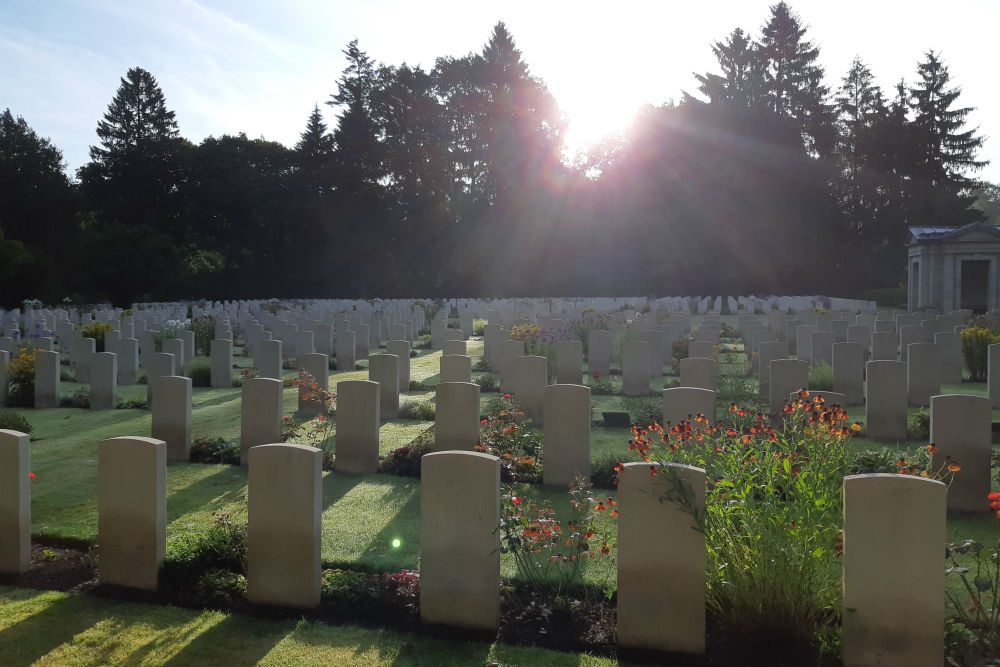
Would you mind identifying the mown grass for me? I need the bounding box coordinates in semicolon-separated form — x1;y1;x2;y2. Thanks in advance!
0;587;614;667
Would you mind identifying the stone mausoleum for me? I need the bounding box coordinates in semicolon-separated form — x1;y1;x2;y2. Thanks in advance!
907;223;1000;313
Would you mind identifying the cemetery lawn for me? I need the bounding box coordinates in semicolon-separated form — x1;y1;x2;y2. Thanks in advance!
0;586;614;667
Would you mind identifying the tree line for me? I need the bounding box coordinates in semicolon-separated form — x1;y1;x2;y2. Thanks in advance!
0;3;989;306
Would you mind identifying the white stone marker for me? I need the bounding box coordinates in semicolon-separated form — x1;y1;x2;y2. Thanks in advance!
91;352;117;410
146;352;176;404
118;338;139;385
622;341;651;397
679;357;717;391
930;393;992;514
162;338;184;366
210;339;233;388
336;331;356;373
181;330;195;365
315;323;334;357
796;324;817;361
240;378;283;466
832;342;866;405
0;429;30;573
34;349;60;409
688;340;715;360
866;361;908;441
810;330;834;365
256;339;282;380
843;474;945;667
757;341;789;401
510;355;548;423
335;380;380;473
151;376;192;462
387;340;410;393
990;342;1000;409
72;337;96;383
588;330;611;377
496;340;525;393
871;331;897;361
421;450;500;631
248;443;321;608
369;354;399;420
435;382;481;452
907;343;940;407
770;359;809;413
543;384;591;486
440;354;472;384
556;340;583;385
98;436;166;591
618;462;705;655
355;323;370;359
663;387;716;428
442;340;467;356
934;331;963;385
298;353;330;417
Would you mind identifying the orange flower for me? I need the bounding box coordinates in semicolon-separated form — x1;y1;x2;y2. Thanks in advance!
989;492;1000;501
927;443;939;453
594;502;607;511
948;463;962;472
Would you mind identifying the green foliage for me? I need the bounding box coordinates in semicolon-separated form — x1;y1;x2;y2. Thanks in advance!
183;356;212;387
946;538;1000;644
191;316;216;356
59;388;90;409
379;431;433;477
621;396;660;426
473;374;499;393
407;378;433;391
0;409;32;433
79;322;114;352
809;361;834;391
477;394;543;484
5;348;35;407
589;371;615;395
160;510;247;607
190;437;240;465
232;368;260;387
398;400;435;421
117;396;148;409
909;407;931;440
472;319;487;336
961;327;1000;382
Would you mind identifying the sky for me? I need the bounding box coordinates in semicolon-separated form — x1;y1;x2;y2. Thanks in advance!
2;0;998;183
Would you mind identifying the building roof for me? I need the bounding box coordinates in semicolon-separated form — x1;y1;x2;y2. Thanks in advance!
907;223;1000;244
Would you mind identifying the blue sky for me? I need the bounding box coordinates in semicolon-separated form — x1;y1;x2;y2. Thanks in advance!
2;0;997;183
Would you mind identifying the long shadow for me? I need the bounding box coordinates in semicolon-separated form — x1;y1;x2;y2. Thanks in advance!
0;593;99;665
166;464;248;523
321;471;363;511
190;391;243;410
352;482;422;572
163;614;295;667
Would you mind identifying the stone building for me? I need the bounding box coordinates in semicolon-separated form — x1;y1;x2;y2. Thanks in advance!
907;223;1000;313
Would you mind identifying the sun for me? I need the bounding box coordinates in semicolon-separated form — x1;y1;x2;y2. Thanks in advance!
559;97;638;158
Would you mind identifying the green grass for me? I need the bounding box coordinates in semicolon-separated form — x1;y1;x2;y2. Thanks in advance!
0;587;614;667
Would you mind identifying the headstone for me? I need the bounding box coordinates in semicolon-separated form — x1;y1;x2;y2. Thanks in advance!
639;329;665;376
151;376;192;462
0;429;30;573
336;331;356;373
510;355;547;423
496;340;525;393
907;343;940;407
334;380;380;473
555;340;583;385
240;378;283;466
248;444;321;608
98;437;166;591
871;331;897;361
34;349;60;409
588;330;611;377
315;323;334;357
543;384;591;486
440;354;472;384
989;343;1000;409
90;352;117;410
182;330;195;365
618;462;705;655
930;394;992;514
386;340;410;393
847;324;872;350
117;338;139;385
934;332;963;385
163;338;184;366
420;451;500;631
796;324;817;361
679;357;716;391
369;354;399;420
663;387;715;429
866;361;907;441
72;337;96;383
435;382;481;452
810;331;834;366
688;341;715;359
832;342;865;405
842;474;945;667
758;341;789;401
770;359;809;413
355;323;370;359
622;341;651;397
898;324;926;363
145;352;176;404
210;339;233;389
442;340;467;356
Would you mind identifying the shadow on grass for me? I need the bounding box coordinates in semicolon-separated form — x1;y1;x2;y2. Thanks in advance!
321;471;363;511
0;593;98;665
167;464;248;522
163;614;295;667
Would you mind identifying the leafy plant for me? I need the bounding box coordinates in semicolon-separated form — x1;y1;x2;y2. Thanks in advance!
79;322;114;352
191;316;217;356
474;374;499;393
160;510;248;607
808;361;834;391
399;400;435;420
117;396;148;409
379;431;433;477
0;408;32;433
472;319;487;336
59;388;90;409
961;327;999;382
6;348;36;407
946;533;1000;645
621;396;660;426
589;370;615;395
190;437;240;465
232;367;260;387
183;356;212;387
408;378;433;391
476;393;543;484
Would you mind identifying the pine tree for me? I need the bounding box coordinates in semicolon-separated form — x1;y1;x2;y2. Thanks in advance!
296;104;333;159
89;67;179;169
693;28;763;107
757;2;834;154
327;40;384;193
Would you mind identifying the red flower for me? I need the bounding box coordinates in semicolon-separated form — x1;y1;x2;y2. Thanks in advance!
593;370;600;379
480;419;487;425
511;497;522;505
990;492;1000;501
503;394;511;399
595;502;607;511
29;472;36;479
610;509;618;517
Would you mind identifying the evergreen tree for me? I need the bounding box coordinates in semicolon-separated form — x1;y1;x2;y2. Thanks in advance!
88;67;179;168
327;40;385;194
296;104;333;160
692;28;764;107
757;2;835;154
